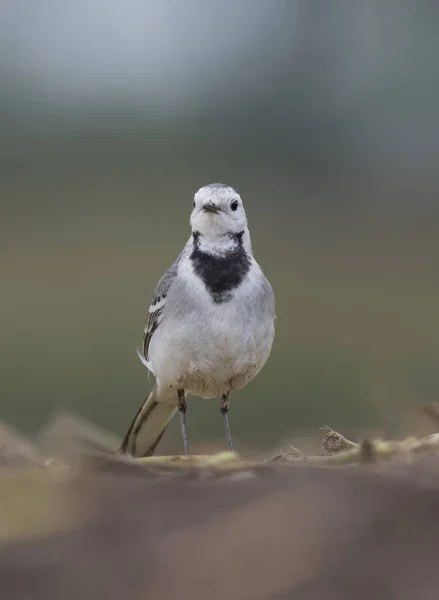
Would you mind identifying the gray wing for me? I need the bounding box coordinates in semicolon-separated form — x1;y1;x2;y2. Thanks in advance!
140;254;181;363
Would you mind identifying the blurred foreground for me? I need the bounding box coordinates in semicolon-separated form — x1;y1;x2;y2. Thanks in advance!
2;414;439;599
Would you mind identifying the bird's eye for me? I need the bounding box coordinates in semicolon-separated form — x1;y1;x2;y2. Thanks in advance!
193;200;195;208
231;200;239;211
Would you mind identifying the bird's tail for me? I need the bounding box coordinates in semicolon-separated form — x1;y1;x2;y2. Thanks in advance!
120;384;177;457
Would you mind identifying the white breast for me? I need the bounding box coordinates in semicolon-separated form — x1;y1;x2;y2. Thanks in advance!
148;257;275;398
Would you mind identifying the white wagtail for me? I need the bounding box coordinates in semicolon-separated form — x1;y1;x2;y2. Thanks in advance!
121;183;275;457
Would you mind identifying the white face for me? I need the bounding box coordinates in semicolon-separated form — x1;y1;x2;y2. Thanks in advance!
190;183;248;238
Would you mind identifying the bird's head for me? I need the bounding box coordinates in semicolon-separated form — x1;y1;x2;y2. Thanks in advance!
190;184;248;243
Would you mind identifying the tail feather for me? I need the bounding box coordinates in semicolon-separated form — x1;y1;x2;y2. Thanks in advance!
120;384;177;457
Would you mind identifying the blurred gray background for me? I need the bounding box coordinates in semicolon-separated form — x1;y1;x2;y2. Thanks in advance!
2;0;439;453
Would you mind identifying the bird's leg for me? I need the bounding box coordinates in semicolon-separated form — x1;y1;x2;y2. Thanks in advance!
177;389;189;455
220;392;233;451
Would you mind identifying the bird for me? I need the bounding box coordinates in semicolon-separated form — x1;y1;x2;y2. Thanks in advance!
120;183;275;457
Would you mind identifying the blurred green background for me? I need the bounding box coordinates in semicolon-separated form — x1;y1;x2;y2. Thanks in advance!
2;0;439;453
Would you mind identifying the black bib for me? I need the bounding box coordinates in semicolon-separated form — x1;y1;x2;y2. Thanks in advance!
190;232;251;304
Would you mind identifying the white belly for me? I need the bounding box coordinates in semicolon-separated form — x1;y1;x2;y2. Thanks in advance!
149;310;274;399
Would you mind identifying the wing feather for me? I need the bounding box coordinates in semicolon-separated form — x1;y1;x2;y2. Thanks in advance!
139;254;181;365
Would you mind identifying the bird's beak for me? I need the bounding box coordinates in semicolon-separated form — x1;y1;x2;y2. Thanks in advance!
202;203;220;214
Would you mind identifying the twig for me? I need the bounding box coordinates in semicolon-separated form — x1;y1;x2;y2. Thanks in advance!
318;426;357;455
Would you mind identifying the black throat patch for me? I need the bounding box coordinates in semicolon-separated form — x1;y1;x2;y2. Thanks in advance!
190;231;251;304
